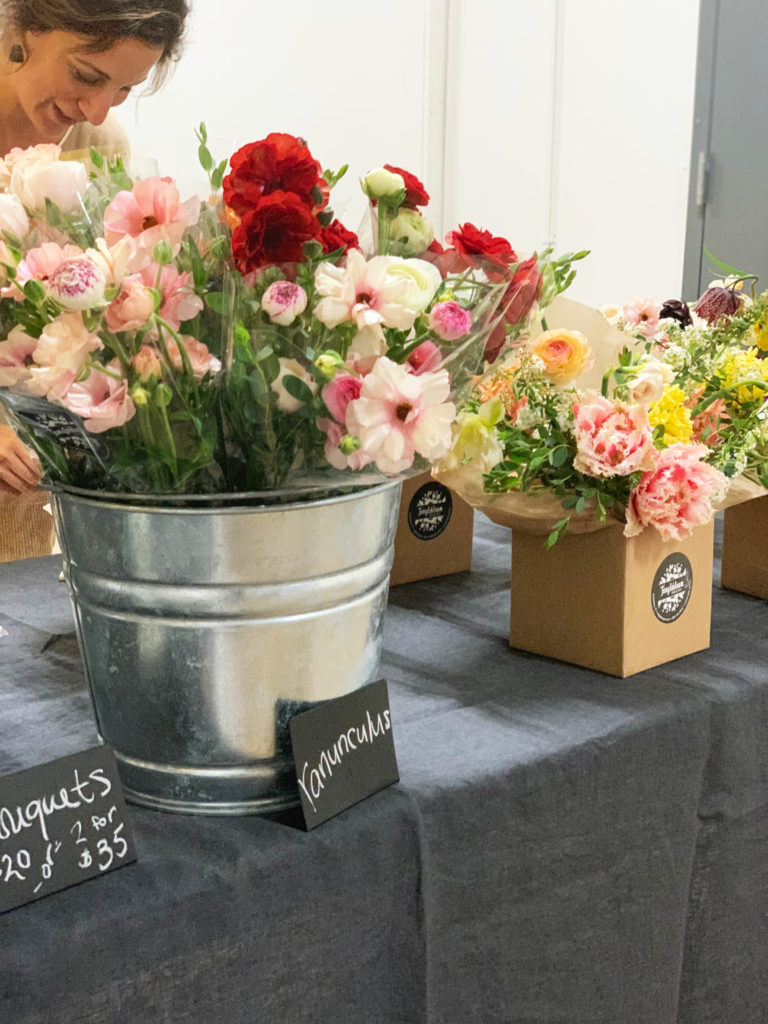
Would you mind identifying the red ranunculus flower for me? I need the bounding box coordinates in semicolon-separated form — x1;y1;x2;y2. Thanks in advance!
483;319;508;364
443;222;517;273
502;256;542;326
383;164;430;208
224;133;327;216
231;191;322;274
321;218;359;255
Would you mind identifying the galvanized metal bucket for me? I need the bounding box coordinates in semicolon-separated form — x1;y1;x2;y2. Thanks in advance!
51;481;402;815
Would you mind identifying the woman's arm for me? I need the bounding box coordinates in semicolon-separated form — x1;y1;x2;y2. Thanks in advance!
0;425;41;493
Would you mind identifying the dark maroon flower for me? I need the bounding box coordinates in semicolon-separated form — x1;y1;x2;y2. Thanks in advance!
694;287;742;325
659;298;692;328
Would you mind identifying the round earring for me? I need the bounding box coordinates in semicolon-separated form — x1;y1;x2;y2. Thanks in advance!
9;43;24;64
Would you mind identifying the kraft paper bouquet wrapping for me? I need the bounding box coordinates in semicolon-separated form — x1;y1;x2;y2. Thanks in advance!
0;131;551;499
435;282;768;545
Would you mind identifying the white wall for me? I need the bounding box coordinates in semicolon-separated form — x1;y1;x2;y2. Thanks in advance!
117;0;700;307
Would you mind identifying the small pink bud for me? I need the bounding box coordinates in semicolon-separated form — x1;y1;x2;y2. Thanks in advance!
49;258;106;311
428;300;472;341
261;280;307;326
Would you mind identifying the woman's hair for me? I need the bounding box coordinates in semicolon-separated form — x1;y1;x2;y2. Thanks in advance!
4;1;189;91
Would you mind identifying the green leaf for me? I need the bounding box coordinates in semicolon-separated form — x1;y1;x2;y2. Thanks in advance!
205;292;226;313
282;374;315;405
89;147;104;170
549;445;569;467
22;279;46;304
703;247;747;279
198;144;213;173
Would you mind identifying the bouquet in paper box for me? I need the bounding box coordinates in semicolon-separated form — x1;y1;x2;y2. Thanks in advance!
434;294;745;544
0;132;529;497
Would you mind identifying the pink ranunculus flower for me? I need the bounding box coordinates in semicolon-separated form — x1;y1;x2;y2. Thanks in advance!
572;393;656;478
16;242;83;287
624;443;728;541
139;263;203;330
0;325;37;388
34;311;103;377
428;300;472;341
407;340;442;374
164;335;221;379
315;417;373;471
103;177;201;268
313;249;415;332
622;297;663;339
104;275;156;333
261;280;308;326
345;356;455;474
48;257;106;311
322;374;363;423
60;360;136;433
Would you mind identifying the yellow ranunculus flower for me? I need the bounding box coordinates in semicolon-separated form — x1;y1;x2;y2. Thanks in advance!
648;385;693;446
529;328;593;383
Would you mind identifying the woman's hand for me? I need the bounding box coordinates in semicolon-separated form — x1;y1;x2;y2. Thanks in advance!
0;424;42;494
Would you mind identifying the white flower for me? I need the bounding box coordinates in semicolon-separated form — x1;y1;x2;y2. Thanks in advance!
85;237;133;288
362;167;405;200
11;157;88;215
261;281;307;326
626;359;674;405
0;192;29;237
314;249;414;331
270;357;317;413
599;303;623;326
388;209;435;257
381;256;442;315
48;258;107;311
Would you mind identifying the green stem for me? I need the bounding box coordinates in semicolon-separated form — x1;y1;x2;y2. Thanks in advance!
377;203;391;255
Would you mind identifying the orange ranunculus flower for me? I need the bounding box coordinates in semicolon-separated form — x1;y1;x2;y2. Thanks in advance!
529;328;593;383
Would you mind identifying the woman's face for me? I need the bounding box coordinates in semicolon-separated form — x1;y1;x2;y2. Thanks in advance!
10;31;163;139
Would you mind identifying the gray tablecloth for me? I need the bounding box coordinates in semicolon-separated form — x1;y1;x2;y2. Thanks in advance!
0;517;766;1024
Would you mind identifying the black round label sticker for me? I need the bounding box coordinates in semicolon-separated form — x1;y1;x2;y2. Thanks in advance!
407;482;453;541
651;553;693;623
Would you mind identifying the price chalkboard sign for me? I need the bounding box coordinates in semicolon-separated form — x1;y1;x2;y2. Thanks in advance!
0;392;108;458
289;678;400;830
0;746;136;914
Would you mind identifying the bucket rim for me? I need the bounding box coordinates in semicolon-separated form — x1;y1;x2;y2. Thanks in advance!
47;477;403;514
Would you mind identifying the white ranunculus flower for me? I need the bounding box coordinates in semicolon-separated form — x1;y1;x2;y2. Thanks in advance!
362;167;405;200
0;192;30;237
383;257;442;315
388;209;435;257
11;159;88;215
627;359;674;405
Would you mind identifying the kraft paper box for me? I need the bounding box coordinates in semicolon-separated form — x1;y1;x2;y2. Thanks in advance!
722;497;768;600
508;520;715;677
390;473;474;586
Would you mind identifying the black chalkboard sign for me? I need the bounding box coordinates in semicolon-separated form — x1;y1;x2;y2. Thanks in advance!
0;392;108;458
0;745;136;914
289;679;399;830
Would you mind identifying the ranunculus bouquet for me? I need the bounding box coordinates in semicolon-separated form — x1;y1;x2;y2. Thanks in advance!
434;294;747;545
0;130;537;497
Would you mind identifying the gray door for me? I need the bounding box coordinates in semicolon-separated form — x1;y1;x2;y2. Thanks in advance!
683;0;768;299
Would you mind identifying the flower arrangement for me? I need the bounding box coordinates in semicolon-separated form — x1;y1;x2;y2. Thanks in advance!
0;129;560;499
433;289;762;545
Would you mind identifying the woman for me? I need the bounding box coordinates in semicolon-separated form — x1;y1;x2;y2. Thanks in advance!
0;0;189;557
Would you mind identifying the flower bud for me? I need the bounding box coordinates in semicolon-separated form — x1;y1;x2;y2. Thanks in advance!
429;300;472;341
48;258;106;311
339;434;362;455
314;351;346;378
362;167;405;201
387;208;434;257
130;385;149;407
261;280;307;326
